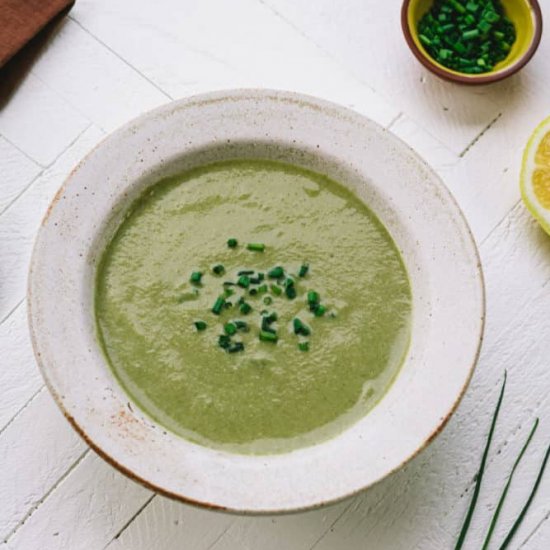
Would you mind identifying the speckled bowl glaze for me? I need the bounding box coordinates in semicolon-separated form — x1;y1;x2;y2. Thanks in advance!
28;90;484;514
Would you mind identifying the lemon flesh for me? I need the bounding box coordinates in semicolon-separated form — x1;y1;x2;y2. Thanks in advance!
521;116;550;234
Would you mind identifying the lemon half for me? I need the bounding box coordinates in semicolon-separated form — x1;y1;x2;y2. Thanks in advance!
521;116;550;235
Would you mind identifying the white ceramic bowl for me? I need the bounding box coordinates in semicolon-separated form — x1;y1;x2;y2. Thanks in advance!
28;90;484;513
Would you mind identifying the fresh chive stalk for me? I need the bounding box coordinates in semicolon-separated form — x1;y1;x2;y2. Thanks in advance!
455;372;507;550
247;243;265;252
481;418;539;550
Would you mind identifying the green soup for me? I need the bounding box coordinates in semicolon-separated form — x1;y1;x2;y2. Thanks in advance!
96;160;412;454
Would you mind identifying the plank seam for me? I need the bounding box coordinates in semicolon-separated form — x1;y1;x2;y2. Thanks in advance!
459;112;503;158
67;16;173;102
0;122;92;225
3;448;90;543
104;493;156;548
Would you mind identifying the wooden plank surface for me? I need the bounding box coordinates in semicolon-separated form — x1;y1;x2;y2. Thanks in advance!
1;1;549;548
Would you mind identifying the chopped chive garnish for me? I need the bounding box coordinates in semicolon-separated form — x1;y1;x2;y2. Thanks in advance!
235;321;249;332
286;286;297;299
313;304;327;317
259;330;278;343
264;312;278;324
257;273;265;281
223;281;235;287
249;277;262;284
249;288;258;296
228;342;245;353
239;302;252;315
194;321;207;331
263;296;272;305
417;0;516;75
247;243;265;252
298;342;309;352
270;284;282;296
224;301;232;309
218;334;231;349
189;271;203;285
212;264;225;275
293;318;311;336
299;263;309;277
238;270;254;276
227;238;238;248
224;322;237;335
268;266;284;279
237;275;250;288
307;290;320;304
212;297;225;315
224;287;235;297
258;284;268;294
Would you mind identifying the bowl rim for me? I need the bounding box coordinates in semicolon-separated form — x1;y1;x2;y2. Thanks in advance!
401;0;543;85
28;89;486;513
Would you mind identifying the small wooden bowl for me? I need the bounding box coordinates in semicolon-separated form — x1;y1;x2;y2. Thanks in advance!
401;0;543;84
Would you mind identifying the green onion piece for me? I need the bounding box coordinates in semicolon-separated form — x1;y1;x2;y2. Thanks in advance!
189;271;202;285
258;284;268;294
285;286;297;300
298;341;309;352
268;266;284;279
224;287;235;297
497;441;550;549
307;290;320;304
235;321;249;332
249;288;258;296
419;34;432;46
455;372;507;550
259;330;278;343
449;0;466;14
223;281;235;287
478;19;492;33
224;301;232;309
238;270;254;276
263;296;272;305
228;342;245;353
247;243;265;252
270;284;282;296
264;312;278;324
218;334;231;349
227;238;238;248
212;264;225;275
237;275;250;288
212;297;225;315
239;302;252;315
257;272;265;281
299;264;309;277
313;304;327;317
224;322;237;336
194;321;207;331
465;1;478;12
462;29;480;40
481;418;539;550
249;277;262;284
293;318;311;337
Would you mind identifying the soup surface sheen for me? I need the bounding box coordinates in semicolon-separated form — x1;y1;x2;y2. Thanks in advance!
96;159;412;454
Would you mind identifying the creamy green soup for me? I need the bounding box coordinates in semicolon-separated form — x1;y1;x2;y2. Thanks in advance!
96;159;412;454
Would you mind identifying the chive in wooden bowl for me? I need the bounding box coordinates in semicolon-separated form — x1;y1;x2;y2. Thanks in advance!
401;0;543;84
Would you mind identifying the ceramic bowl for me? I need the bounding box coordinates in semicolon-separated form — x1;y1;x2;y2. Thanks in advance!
28;90;484;513
401;0;543;84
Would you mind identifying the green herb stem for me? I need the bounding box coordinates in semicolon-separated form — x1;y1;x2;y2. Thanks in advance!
497;442;550;549
455;371;507;550
247;243;265;252
481;418;539;550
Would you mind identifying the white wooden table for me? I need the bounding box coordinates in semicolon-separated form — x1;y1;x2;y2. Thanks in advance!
1;1;549;548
